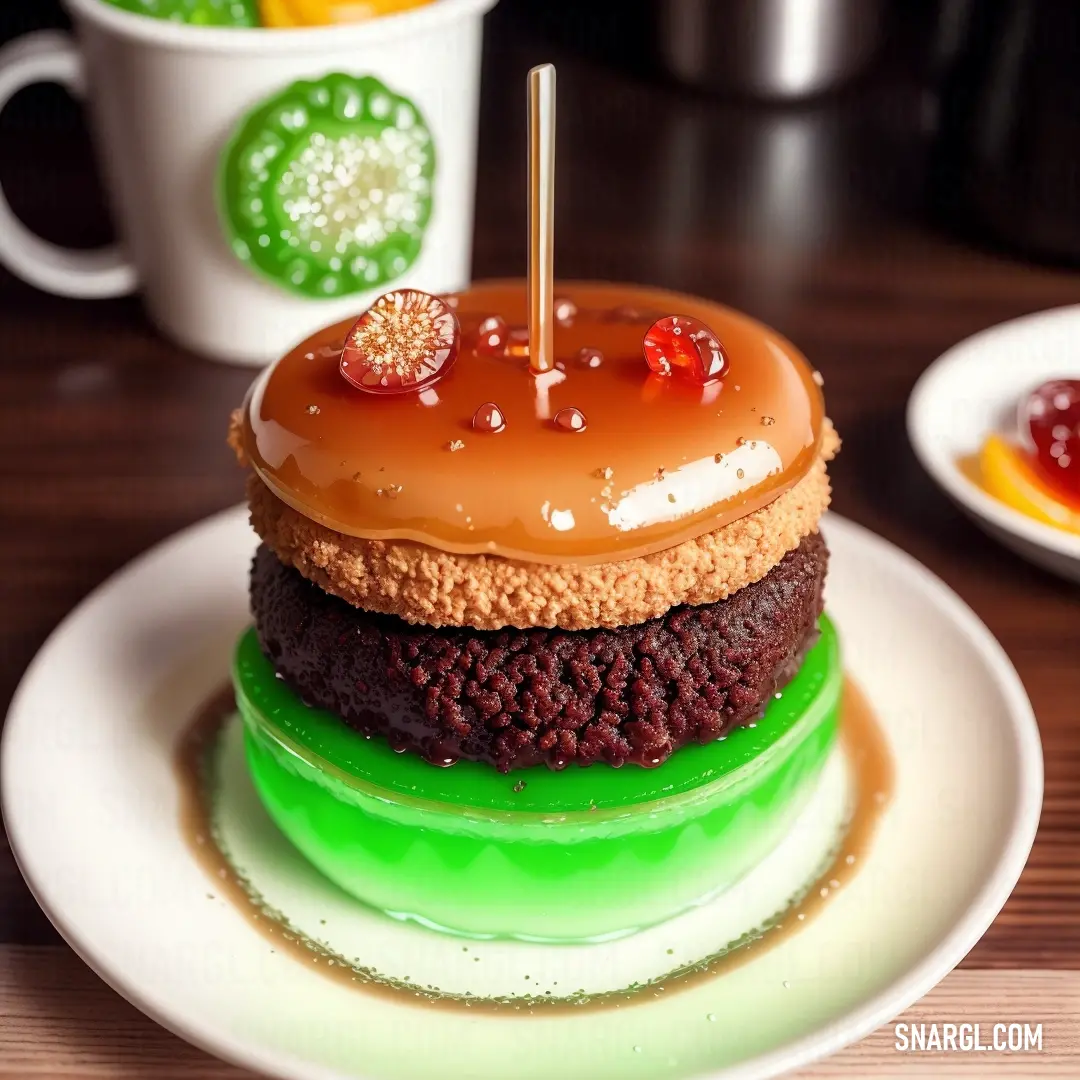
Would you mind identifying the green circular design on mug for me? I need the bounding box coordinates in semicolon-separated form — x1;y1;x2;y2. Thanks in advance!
219;74;437;299
102;0;258;25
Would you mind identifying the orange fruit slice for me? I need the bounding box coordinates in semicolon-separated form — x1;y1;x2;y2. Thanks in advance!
978;434;1080;535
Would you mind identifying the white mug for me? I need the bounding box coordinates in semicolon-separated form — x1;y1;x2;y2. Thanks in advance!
0;0;497;365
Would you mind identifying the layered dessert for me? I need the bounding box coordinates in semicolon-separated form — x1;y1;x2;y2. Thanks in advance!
229;281;842;941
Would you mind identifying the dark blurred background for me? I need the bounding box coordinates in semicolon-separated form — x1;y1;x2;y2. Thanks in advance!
7;0;1080;272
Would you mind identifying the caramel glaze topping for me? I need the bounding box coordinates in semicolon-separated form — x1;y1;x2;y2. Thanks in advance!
242;280;825;567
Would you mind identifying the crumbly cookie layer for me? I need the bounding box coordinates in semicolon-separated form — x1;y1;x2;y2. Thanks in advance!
244;423;838;631
250;535;828;771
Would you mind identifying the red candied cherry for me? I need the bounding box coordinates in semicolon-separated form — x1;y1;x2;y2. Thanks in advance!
643;315;728;384
340;290;459;395
1023;379;1080;504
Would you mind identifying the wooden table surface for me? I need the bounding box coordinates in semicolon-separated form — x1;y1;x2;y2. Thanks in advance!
1;5;1078;1076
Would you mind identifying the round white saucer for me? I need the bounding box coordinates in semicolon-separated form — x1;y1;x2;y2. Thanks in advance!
908;304;1080;583
2;508;1042;1080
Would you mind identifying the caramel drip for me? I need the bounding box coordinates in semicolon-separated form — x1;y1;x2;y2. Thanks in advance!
242;281;824;566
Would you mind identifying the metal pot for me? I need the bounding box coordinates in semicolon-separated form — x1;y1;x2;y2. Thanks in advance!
659;0;886;100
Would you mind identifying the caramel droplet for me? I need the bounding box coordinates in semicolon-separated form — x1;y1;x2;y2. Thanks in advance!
605;304;659;324
505;327;531;358
477;315;508;356
554;298;578;326
472;402;506;434
577;347;604;369
554;407;587;433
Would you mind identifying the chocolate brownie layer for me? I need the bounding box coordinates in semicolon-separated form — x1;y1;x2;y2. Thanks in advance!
250;533;828;772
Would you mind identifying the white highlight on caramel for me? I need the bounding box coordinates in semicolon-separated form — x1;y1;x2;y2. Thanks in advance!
606;440;782;532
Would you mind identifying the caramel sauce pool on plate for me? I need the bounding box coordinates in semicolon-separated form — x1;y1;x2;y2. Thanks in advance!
176;679;891;1012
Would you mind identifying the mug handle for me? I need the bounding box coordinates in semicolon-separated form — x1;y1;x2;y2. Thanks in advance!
0;32;138;299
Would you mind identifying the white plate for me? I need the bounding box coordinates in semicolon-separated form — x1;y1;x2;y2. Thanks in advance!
2;508;1042;1080
908;304;1080;582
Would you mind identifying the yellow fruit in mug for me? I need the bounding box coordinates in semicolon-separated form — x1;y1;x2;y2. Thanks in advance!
260;0;431;25
979;434;1080;535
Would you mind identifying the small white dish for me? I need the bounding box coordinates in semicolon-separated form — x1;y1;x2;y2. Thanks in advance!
2;508;1042;1080
908;304;1080;583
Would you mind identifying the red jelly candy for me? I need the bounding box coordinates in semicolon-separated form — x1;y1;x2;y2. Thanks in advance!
340;290;459;395
476;315;508;356
1023;379;1080;504
643;315;728;384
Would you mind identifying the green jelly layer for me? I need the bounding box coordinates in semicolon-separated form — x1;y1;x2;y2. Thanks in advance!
234;616;842;942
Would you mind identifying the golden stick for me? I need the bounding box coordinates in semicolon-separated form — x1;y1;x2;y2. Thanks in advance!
528;63;556;375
